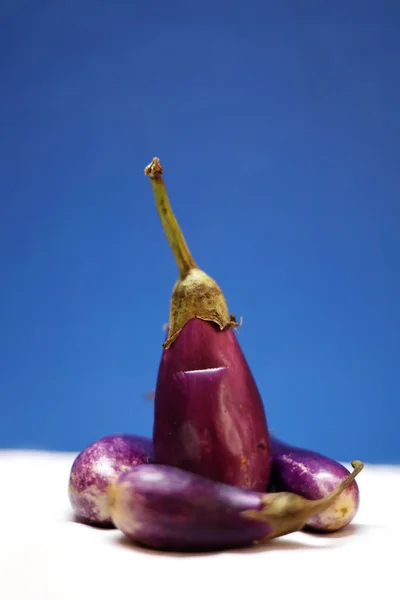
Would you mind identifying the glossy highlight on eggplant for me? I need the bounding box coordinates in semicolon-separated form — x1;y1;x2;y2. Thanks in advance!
68;434;153;526
144;158;272;491
109;461;364;552
270;436;360;532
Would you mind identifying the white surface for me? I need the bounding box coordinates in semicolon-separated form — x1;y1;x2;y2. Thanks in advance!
0;451;398;600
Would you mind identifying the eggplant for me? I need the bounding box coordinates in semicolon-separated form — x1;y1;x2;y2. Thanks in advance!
109;460;364;552
68;434;153;526
144;158;272;491
270;436;360;532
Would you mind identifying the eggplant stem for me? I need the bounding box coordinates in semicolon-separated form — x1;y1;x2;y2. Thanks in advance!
144;156;235;347
144;158;197;278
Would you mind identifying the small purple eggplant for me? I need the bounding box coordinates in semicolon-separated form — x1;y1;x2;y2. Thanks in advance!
68;434;153;527
144;158;272;492
270;436;360;532
109;460;363;552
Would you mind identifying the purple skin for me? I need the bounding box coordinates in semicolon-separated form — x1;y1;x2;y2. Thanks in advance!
68;434;153;527
153;318;272;492
109;461;363;552
270;436;360;532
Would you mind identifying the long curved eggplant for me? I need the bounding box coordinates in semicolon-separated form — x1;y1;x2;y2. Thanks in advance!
270;436;360;532
109;460;363;551
68;434;153;526
144;158;272;491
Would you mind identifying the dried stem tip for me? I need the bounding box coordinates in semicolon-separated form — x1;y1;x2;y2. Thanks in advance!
144;157;164;180
144;157;238;348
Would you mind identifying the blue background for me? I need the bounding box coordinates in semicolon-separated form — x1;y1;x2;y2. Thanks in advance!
1;1;399;463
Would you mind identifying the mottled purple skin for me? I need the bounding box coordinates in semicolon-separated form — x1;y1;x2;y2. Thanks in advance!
270;437;360;532
110;463;271;551
68;434;153;527
153;318;272;492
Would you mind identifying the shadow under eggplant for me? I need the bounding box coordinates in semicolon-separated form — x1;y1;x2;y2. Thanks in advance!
303;522;376;539
111;530;340;558
68;512;115;530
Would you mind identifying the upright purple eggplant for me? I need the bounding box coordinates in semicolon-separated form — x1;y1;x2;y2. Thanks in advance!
270;436;360;532
144;158;271;491
68;434;153;526
109;460;364;552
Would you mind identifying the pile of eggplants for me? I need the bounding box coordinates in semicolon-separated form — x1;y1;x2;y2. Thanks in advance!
68;158;364;552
